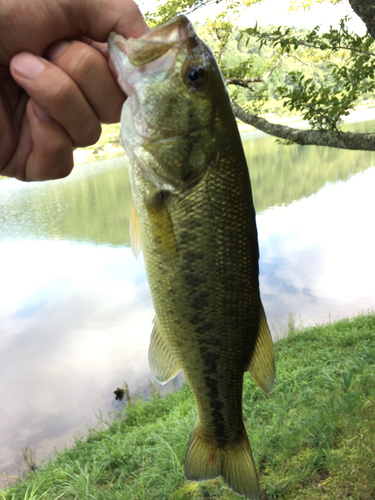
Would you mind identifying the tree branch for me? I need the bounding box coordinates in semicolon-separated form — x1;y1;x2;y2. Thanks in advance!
225;78;259;90
244;25;375;57
287;53;311;66
262;37;375;57
225;53;310;90
261;53;287;80
231;100;375;151
294;41;374;57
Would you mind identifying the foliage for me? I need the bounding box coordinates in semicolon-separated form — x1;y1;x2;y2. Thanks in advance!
143;0;264;27
241;18;375;129
289;0;343;9
141;0;375;150
1;312;375;499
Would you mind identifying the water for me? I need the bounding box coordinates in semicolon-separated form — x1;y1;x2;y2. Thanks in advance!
1;119;375;482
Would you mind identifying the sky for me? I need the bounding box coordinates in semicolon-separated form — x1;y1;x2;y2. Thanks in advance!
138;0;367;34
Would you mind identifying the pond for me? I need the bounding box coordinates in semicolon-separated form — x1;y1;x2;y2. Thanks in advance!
1;117;375;482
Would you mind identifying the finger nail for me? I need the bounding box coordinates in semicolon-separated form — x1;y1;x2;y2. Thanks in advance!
12;53;46;79
33;102;53;122
47;40;70;61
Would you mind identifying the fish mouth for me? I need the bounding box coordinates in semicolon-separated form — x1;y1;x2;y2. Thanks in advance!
108;16;196;96
109;16;194;66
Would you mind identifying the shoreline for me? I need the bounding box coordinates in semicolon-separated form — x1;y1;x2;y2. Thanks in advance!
72;104;375;166
1;105;374;176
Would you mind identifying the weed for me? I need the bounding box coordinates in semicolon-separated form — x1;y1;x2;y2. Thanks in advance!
287;312;296;336
148;378;161;399
21;449;37;473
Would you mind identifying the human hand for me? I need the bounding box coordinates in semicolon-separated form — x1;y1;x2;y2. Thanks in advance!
0;0;148;181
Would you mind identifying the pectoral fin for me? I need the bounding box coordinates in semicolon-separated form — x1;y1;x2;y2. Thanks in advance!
148;317;182;384
146;192;178;263
246;303;276;396
130;201;142;258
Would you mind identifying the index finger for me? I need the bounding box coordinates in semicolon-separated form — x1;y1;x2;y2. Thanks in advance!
0;0;149;63
61;0;149;42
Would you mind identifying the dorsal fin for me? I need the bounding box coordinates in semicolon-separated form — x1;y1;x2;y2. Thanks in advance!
129;201;142;258
148;317;182;385
246;303;275;396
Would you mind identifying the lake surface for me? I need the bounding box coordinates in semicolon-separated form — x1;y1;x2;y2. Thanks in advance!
1;118;375;482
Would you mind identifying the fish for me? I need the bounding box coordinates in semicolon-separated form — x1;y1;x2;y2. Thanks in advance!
108;15;275;500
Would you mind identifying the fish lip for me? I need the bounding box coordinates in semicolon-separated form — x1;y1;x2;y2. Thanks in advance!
135;15;195;44
108;32;136;97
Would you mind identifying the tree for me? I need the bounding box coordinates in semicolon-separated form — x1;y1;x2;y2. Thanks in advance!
143;0;375;151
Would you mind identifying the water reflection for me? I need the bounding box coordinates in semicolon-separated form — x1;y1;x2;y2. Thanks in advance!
1;120;375;482
258;166;375;334
0;156;132;245
244;118;375;212
0;241;154;479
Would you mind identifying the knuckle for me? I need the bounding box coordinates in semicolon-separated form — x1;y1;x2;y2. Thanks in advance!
52;77;78;110
76;122;102;148
67;42;103;81
100;94;123;124
27;153;74;182
41;77;102;147
49;159;74;180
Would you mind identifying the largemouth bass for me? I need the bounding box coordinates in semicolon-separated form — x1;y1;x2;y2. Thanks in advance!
108;16;275;500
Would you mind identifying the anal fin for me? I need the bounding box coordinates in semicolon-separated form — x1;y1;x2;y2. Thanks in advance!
148;317;181;384
246;303;276;396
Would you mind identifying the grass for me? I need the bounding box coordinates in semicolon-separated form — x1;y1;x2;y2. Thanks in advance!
1;312;375;499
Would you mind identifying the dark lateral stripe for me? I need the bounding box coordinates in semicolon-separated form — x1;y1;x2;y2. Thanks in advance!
202;353;228;444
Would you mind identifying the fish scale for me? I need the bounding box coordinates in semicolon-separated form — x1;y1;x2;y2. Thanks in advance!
109;15;276;500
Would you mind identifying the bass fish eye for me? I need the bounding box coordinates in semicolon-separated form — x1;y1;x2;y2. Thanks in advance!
185;66;207;88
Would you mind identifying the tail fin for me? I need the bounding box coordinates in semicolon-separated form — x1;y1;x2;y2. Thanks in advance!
184;422;259;500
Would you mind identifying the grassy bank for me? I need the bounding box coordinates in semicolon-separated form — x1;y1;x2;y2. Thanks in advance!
2;313;375;500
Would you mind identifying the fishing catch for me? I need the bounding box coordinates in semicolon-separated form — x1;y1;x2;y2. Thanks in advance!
108;16;275;500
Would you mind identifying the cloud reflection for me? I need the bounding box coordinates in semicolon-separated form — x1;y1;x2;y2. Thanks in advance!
259;167;375;336
0;241;155;477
